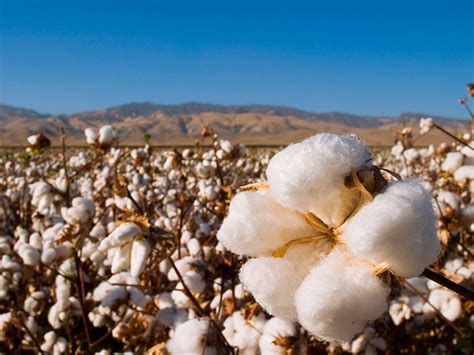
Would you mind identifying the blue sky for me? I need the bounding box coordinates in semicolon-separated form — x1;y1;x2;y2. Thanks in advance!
0;0;472;117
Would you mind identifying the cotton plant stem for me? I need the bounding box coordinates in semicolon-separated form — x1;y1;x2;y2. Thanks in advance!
433;123;473;150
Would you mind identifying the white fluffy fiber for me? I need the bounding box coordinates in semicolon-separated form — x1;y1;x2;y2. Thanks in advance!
258;317;296;355
217;190;314;257
295;249;389;343
266;133;371;227
223;311;266;354
240;257;300;320
441;152;464;173
343;180;440;277
98;125;116;145
166;318;216;354
454;165;474;182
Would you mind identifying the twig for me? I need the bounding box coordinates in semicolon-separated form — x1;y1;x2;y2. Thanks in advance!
401;278;464;336
421;268;474;300
433;123;473;150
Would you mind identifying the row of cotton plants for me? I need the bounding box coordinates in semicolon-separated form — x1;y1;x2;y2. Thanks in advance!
0;118;472;354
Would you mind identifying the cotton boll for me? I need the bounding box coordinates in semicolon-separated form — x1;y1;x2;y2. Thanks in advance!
111;243;132;274
295;249;389;343
130;239;150;277
437;191;460;213
84;128;97;145
343;180;440;277
19;245;41;266
225;312;266;354
217;191;314;257
166;318;216;354
266;133;371;227
454;166;474;182
441;152;464;173
187;238;201;256
259;317;297;355
427;289;462;321
240;257;300;320
98;125;116;145
99;223;142;251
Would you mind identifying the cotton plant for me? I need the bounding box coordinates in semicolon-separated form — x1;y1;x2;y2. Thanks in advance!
218;133;441;343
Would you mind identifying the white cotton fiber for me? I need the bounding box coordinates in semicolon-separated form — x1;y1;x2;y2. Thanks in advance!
427;289;462;322
266;133;371;227
166;318;215;355
99;223;142;252
259;317;296;355
84;128;97;145
294;249;389;343
217;191;314;257
130;239;150;277
441;152;464;173
454;165;474;182
98;125;116;145
240;257;300;320
343;180;440;277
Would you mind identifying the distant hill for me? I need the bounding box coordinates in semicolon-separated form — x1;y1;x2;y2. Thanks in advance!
0;102;469;146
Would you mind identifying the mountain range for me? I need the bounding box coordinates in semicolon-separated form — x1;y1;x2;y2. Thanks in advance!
0;102;469;146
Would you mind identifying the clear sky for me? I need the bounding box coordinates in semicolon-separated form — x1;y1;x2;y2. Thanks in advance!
0;0;473;117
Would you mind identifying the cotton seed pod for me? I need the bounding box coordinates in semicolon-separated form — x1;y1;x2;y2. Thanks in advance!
343;180;440;277
98;125;115;145
130;239;151;277
266;133;371;227
295;249;389;344
84;128;97;145
217;191;314;257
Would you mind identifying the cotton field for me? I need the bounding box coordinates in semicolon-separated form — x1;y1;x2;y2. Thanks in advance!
0;121;473;354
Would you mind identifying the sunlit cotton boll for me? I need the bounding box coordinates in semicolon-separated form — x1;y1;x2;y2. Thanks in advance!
266;133;372;227
166;318;216;354
343;180;440;277
223;311;266;354
98;125;116;145
295;249;389;344
84;128;97;145
258;317;297;355
441;152;464;173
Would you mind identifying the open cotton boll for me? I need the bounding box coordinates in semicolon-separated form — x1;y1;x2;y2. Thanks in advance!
295;249;389;343
266;133;371;227
437;191;460;213
130;239;150;277
454;165;474;182
427;289;462;322
98;125;116;145
84;128;97;145
99;223;142;252
240;257;300;320
343;180;440;277
259;317;297;355
441;152;464;173
166;318;216;355
217;191;314;257
224;312;266;354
